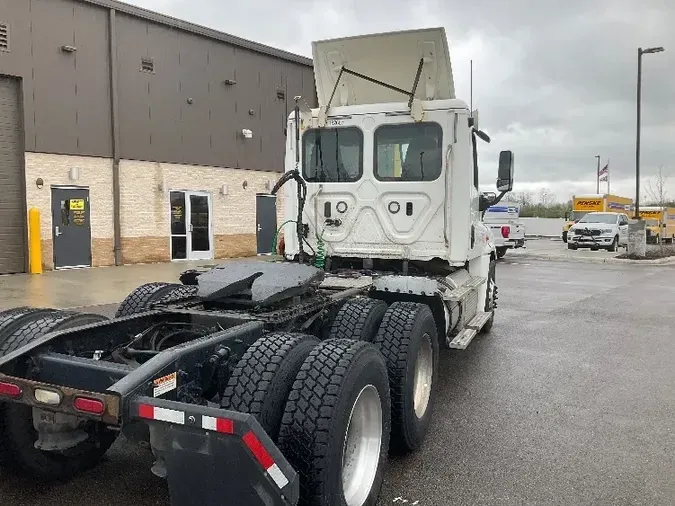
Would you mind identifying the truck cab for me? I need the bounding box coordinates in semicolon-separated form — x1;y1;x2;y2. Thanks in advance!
282;28;514;273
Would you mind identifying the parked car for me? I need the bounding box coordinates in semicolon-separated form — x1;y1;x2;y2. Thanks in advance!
567;212;629;251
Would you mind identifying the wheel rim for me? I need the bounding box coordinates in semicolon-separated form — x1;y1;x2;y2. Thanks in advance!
413;334;434;419
342;385;383;506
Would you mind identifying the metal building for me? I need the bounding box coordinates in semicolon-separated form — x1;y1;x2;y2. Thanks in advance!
0;0;316;274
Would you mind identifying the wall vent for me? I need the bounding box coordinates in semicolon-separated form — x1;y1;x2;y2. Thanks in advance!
0;23;9;52
140;57;155;73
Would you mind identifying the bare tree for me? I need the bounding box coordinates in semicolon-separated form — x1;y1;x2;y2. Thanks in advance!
645;166;668;248
645;165;668;205
513;191;534;206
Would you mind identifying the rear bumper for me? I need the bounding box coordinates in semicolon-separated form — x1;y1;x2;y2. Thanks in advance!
503;238;525;248
129;397;299;506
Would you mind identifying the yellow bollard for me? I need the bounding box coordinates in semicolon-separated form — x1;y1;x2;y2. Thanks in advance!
28;207;42;274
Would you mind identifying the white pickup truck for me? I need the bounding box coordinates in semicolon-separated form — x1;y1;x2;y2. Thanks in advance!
483;200;525;258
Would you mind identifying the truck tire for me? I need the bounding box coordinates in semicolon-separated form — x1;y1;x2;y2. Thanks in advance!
115;282;197;318
372;302;439;454
482;258;497;333
278;339;390;506
496;247;507;259
607;236;619;252
328;297;388;342
221;333;319;441
568;243;578;250
0;307;58;345
0;311;117;481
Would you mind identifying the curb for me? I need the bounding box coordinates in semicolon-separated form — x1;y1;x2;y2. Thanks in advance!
507;252;675;266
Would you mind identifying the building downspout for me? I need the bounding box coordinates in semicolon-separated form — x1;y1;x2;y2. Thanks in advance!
109;8;122;266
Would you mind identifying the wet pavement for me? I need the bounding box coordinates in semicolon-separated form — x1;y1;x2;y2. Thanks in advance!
0;260;229;311
1;259;675;505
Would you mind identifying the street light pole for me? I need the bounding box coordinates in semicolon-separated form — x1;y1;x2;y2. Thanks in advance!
595;155;600;193
635;46;664;219
629;45;664;257
636;48;643;219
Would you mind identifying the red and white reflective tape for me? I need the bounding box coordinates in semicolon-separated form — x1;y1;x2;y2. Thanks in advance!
243;430;289;489
202;415;234;434
137;404;289;489
138;404;185;424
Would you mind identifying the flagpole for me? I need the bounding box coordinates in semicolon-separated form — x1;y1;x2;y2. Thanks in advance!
607;159;610;194
595;155;600;193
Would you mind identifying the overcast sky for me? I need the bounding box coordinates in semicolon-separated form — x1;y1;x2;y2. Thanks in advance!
127;0;674;203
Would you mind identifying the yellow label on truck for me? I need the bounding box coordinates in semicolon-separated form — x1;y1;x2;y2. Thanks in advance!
575;199;603;211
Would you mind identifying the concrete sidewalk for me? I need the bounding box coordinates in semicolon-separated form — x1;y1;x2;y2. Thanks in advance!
0;260;225;311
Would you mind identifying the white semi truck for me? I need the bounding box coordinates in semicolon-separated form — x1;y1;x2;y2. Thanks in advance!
0;28;514;506
482;200;525;258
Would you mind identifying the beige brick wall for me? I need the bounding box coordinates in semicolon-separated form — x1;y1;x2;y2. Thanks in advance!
119;160;284;262
24;153;284;269
119;160;284;237
24;153;115;269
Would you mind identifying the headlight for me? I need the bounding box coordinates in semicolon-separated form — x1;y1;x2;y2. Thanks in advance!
602;229;612;234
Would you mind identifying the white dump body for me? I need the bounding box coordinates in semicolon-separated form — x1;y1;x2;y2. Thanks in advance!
484;202;525;249
282;28;492;266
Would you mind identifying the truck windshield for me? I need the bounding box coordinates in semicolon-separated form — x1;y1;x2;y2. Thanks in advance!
302;127;363;182
578;213;617;224
570;211;588;221
374;122;443;181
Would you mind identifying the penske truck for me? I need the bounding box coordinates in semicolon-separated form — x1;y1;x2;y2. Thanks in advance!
635;206;675;244
0;28;515;506
562;194;633;242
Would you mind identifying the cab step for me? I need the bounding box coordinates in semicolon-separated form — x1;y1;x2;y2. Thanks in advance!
447;311;493;349
445;276;485;302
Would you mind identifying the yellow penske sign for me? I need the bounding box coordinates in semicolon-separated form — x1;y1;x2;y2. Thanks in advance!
574;198;603;211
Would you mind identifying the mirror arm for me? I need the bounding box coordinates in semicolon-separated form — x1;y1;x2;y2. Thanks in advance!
479;190;509;213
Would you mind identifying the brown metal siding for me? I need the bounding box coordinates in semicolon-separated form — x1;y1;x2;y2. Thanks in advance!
0;0;316;171
115;13;316;172
0;0;36;151
0;0;112;157
30;0;112;156
0;76;27;274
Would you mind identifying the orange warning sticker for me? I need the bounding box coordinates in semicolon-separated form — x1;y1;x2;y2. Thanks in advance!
153;372;177;397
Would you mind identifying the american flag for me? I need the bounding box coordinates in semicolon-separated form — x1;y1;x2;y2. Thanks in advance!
598;163;609;182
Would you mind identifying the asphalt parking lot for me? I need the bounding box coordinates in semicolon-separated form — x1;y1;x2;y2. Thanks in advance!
2;259;674;505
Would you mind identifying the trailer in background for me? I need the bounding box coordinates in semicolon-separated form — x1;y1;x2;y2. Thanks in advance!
634;206;675;244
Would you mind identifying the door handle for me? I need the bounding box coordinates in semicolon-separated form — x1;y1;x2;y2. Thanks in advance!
55;226;62;237
189;224;194;233
257;224;262;232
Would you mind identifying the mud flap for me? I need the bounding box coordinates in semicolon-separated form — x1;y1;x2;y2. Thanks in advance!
129;397;299;506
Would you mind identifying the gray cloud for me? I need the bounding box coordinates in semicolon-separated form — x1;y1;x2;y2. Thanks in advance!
127;0;675;200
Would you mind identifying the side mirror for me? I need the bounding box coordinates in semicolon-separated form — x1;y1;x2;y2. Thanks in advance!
497;150;514;192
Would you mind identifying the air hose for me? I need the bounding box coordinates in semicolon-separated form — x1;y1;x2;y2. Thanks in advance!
314;230;326;269
272;219;297;255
